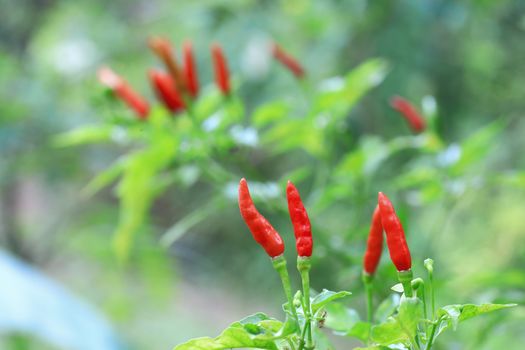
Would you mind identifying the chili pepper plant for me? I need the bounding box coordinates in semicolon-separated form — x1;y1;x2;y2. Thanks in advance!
172;179;514;350
54;35;504;265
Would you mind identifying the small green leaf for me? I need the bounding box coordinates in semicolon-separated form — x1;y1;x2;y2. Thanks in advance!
53;125;115;147
390;283;404;293
252;100;291;127
374;294;400;323
173;313;283;350
370;318;407;345
311;289;352;315
324;302;360;332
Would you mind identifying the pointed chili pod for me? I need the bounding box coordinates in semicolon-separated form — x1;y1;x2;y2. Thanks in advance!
272;42;305;79
363;205;383;275
238;178;285;258
148;69;185;113
211;43;230;95
286;181;313;257
377;192;411;272
390;96;426;133
97;66;150;119
148;36;187;94
183;41;199;98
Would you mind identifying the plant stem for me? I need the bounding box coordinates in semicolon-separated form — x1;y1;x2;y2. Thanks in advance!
272;255;299;326
398;269;414;297
298;257;314;350
424;259;435;319
362;273;374;324
425;318;441;350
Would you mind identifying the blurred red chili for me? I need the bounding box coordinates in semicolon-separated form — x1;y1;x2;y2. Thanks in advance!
211;43;230;95
390;96;426;133
238;178;285;258
183;41;199;98
148;69;185;113
363;205;383;275
272;43;305;79
148;36;187;94
377;192;411;272
286;181;313;257
97;66;150;119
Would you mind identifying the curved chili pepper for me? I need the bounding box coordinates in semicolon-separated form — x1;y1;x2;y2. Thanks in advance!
390;96;426;133
183;41;199;98
363;205;383;275
238;178;284;258
286;181;312;257
97;66;150;119
148;69;185;113
148;36;187;94
211;43;230;95
272;42;305;79
377;192;411;271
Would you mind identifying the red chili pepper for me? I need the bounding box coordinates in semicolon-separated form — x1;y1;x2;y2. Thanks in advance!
363;205;383;275
211;43;230;95
390;96;426;133
148;36;188;94
377;192;411;272
183;41;199;98
271;42;305;79
97;66;150;119
286;181;313;257
238;178;285;258
148;69;185;113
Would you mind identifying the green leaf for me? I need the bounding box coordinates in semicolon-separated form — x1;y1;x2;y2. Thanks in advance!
53;125;115;147
346;321;371;343
370;318;407;346
252;100;291;127
311;289;352;315
313;58;389;122
81;156;127;197
324;302;360;332
439;303;516;333
173;313;283;350
450;120;505;175
396;296;423;340
374;294;400;323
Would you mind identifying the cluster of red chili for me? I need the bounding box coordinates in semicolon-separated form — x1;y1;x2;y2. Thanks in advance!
238;179;412;278
97;38;305;120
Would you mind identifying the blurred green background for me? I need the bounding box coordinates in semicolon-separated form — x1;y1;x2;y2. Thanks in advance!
1;0;524;349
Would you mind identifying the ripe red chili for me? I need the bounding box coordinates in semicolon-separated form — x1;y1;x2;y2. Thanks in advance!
272;43;305;79
377;192;411;272
148;69;185;113
148;36;187;94
183;41;199;98
97;66;150;119
238;178;285;258
363;205;383;275
390;96;426;133
286;181;313;257
211;43;230;95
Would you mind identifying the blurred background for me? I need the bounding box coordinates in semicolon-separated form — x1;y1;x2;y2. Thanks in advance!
1;0;524;349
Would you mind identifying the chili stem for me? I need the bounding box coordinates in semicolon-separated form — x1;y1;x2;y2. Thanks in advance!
272;255;299;326
398;269;414;297
298;257;314;350
425;318;441;350
362;273;374;324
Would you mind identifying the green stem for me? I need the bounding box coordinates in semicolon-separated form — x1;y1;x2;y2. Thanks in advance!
272;256;299;326
424;259;435;319
362;273;374;324
298;257;314;350
398;269;414;297
425;318;441;350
